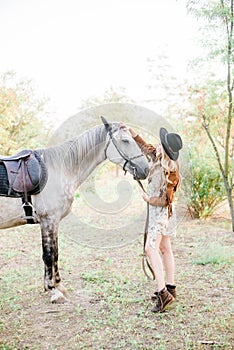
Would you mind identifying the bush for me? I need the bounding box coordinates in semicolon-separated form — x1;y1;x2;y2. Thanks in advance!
0;71;49;154
183;151;226;219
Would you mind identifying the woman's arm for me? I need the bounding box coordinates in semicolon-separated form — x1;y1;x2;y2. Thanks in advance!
128;127;138;138
142;170;179;208
128;127;156;160
142;191;168;207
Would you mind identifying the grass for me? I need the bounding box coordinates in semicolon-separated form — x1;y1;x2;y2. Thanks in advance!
0;216;233;350
192;241;233;266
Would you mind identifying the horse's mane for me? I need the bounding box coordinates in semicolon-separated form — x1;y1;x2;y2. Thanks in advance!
38;124;108;170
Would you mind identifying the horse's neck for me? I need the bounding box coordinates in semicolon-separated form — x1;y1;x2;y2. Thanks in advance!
74;137;106;187
42;125;107;191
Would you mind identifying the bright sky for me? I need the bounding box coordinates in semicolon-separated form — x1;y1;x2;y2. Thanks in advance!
0;0;200;123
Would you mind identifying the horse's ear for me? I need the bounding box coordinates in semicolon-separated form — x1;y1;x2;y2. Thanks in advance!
101;116;111;131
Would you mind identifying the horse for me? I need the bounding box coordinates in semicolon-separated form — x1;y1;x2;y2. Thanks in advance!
0;117;150;303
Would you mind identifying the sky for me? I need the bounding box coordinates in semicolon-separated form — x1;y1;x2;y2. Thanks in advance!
0;0;201;124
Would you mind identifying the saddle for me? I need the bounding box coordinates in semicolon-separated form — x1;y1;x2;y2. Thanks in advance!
0;149;48;223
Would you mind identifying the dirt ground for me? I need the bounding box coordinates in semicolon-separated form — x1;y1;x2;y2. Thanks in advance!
0;198;233;350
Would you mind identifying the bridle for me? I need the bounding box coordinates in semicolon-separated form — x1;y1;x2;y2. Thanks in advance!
104;128;144;178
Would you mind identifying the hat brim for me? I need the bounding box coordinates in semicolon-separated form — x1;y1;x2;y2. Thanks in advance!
159;128;179;161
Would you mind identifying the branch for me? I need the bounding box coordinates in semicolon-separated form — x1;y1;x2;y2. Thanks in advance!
202;115;226;181
220;0;233;39
220;0;233;177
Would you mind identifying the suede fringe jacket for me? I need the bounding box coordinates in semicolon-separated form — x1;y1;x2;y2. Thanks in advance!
134;135;179;218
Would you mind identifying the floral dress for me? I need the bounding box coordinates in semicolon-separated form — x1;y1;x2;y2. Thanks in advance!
134;135;179;249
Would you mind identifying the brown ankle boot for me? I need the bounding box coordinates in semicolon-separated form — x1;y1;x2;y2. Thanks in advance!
166;284;177;300
151;285;176;300
151;290;158;300
151;288;175;313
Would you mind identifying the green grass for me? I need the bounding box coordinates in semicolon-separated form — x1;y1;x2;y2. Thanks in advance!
193;241;233;266
0;218;233;349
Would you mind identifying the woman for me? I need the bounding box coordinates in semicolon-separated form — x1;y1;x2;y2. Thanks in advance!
128;126;183;313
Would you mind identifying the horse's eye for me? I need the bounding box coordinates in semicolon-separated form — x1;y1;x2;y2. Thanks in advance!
122;138;130;143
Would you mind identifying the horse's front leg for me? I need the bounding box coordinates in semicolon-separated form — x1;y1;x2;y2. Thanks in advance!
40;219;67;303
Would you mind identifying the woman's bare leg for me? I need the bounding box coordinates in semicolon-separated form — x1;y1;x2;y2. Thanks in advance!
160;236;175;285
145;234;165;291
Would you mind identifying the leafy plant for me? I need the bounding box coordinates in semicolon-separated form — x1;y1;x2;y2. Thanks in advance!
187;0;234;230
183;149;226;218
0;71;49;154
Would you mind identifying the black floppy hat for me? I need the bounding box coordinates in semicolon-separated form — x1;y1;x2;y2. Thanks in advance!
159;128;183;160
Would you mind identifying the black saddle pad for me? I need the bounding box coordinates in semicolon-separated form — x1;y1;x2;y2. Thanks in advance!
0;162;10;196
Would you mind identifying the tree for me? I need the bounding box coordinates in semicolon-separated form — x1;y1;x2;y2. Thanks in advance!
146;54;190;120
80;86;135;110
187;0;234;231
0;71;49;155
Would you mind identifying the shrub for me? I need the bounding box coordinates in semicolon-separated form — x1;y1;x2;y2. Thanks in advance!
183;150;226;219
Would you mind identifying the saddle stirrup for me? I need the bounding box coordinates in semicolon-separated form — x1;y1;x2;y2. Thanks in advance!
22;197;37;224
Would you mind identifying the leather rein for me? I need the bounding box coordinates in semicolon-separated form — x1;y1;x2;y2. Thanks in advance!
105;128;155;280
135;179;155;281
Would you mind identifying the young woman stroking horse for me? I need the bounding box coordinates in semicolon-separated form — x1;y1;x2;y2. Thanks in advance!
127;125;183;313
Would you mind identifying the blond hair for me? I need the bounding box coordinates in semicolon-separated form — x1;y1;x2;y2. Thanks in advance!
160;145;181;189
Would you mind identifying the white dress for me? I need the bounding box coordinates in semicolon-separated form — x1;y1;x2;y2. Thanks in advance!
147;161;177;249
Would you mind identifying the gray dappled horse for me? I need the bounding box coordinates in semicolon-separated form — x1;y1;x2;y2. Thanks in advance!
0;117;149;303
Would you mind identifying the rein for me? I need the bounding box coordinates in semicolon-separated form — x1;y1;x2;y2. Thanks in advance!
105;127;154;280
105;129;144;177
136;179;155;281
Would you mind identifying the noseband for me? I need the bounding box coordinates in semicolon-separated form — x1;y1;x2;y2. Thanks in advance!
104;129;144;177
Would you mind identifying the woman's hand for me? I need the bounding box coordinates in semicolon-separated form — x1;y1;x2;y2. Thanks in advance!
142;191;150;203
119;122;128;130
120;123;138;138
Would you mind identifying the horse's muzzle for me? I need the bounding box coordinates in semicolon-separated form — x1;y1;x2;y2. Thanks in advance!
134;166;149;180
128;163;149;180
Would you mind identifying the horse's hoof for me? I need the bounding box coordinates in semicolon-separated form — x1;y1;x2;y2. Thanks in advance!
51;288;68;304
56;283;68;297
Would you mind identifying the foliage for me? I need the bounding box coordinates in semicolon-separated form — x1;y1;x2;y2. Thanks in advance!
187;0;233;63
183;147;226;218
0;71;49;155
190;78;233;159
187;0;234;230
177;116;226;219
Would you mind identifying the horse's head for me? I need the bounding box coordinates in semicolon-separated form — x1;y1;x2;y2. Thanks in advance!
101;116;149;180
